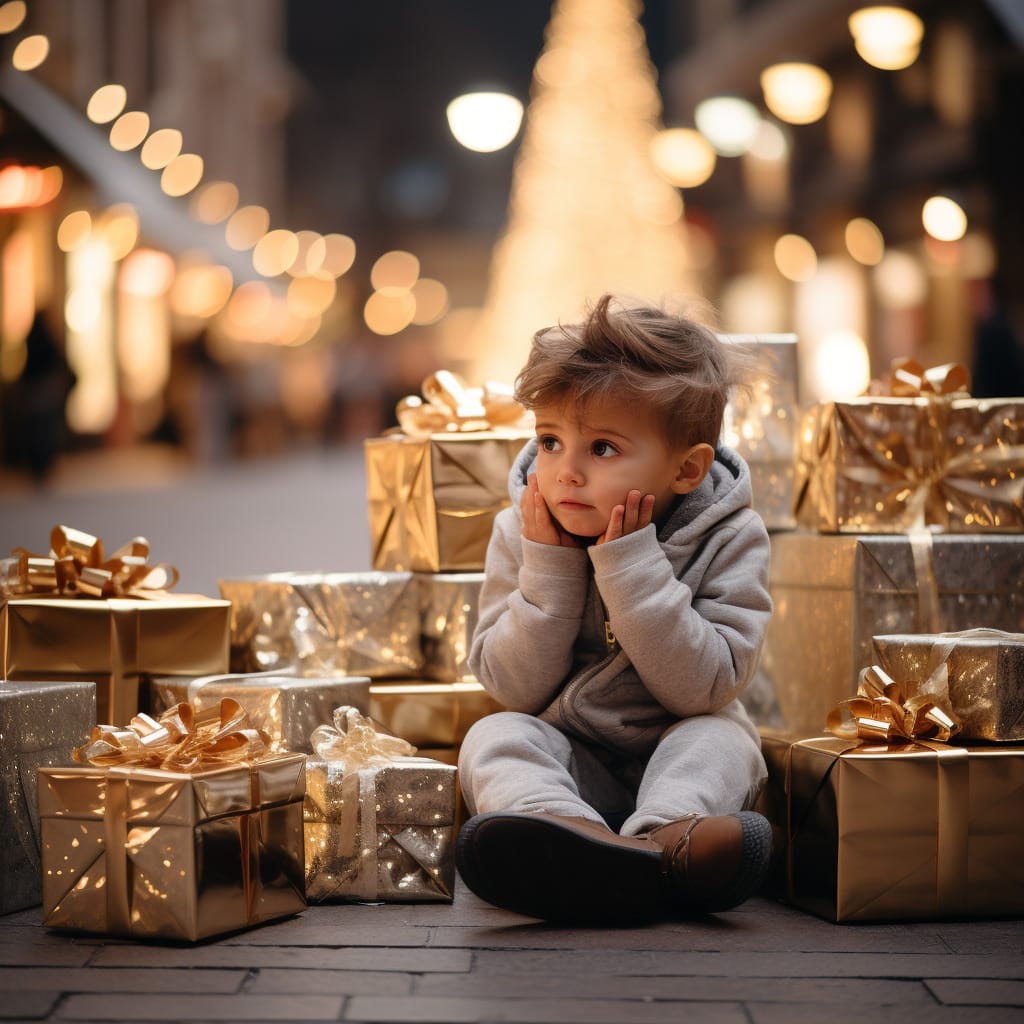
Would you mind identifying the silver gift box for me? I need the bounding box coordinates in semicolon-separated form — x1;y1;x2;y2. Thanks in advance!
1;680;96;914
416;572;484;683
150;673;371;754
761;532;1024;736
219;571;423;679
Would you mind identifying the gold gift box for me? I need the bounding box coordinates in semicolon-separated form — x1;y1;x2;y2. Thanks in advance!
369;680;501;747
762;532;1024;736
871;632;1024;742
794;397;1024;533
304;755;457;903
38;753;306;941
764;735;1024;922
365;430;531;572
1;596;231;725
417;572;484;682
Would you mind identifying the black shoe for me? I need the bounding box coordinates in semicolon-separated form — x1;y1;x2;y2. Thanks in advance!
455;812;666;924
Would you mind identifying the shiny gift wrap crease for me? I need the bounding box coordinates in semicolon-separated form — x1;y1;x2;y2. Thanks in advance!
1;596;231;725
761;532;1024;735
219;571;422;678
0;681;96;915
365;431;531;572
369;681;501;747
871;629;1024;742
794;396;1024;533
768;735;1024;922
149;674;372;754
417;572;484;682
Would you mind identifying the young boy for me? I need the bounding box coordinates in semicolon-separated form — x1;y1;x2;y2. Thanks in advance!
456;294;773;924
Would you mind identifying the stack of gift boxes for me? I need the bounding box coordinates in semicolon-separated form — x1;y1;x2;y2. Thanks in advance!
751;353;1024;921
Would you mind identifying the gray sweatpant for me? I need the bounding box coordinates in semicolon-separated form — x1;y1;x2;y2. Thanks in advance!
458;710;767;836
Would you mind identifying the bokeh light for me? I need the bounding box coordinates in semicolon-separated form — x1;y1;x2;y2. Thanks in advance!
160;153;204;196
845;217;885;265
252;229;300;278
411;278;449;325
694;96;761;156
774;233;818;282
848;6;924;71
225;205;270;250
0;2;27;33
190;181;240;224
761;63;832;125
446;91;524;152
86;83;127;124
371;250;420;291
922;195;967;241
109;111;151;151
650;128;716;188
364;288;416;335
12;34;48;70
140;128;183;169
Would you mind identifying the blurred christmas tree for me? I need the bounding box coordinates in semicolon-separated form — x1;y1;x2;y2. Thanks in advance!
469;0;697;383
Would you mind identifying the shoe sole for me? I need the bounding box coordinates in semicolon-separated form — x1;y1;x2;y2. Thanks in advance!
456;813;666;924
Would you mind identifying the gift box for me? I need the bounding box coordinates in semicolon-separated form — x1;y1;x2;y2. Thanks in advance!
1;681;96;915
303;707;457;903
38;701;307;941
794;393;1024;534
761;532;1024;735
149;673;373;753
870;630;1024;742
365;431;531;572
721;333;799;531
766;735;1024;922
219;571;422;678
1;595;230;725
369;680;501;747
417;572;484;682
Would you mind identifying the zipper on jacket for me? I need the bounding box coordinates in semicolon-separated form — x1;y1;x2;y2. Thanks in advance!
558;646;621;743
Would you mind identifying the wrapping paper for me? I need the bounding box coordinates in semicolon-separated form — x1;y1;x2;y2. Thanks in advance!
219;571;422;678
1;681;96;915
1;596;230;725
149;674;373;753
794;396;1024;533
38;738;306;941
766;735;1024;922
720;333;799;531
365;430;531;572
871;630;1024;742
417;572;484;682
761;532;1024;735
369;680;501;747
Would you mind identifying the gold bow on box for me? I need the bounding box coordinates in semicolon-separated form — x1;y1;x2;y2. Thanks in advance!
827;663;962;744
395;370;532;436
866;356;972;399
310;705;417;767
3;525;179;600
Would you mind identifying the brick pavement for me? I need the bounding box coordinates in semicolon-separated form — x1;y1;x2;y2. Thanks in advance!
1;881;1023;1023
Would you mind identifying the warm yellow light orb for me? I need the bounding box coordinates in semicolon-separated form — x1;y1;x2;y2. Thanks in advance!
87;83;127;124
371;250;420;291
109;111;150;151
190;181;239;224
446;91;524;152
774;233;818;282
845;217;885;266
0;1;27;34
761;63;832;125
11;33;48;70
922;195;967;241
160;153;204;196
694;97;761;156
140;128;183;170
649;128;717;188
849;6;924;71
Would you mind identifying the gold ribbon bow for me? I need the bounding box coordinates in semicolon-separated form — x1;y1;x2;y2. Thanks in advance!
311;705;417;767
827;664;961;743
74;697;272;772
5;525;179;599
395;370;531;436
866;357;972;398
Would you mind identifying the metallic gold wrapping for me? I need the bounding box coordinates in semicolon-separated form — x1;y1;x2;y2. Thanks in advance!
304;756;457;903
721;333;799;531
219;571;422;678
771;735;1024;922
38;753;306;941
1;596;230;725
369;680;501;747
1;681;97;915
794;396;1024;533
871;630;1024;742
762;532;1024;735
365;430;531;572
149;674;373;753
417;572;484;682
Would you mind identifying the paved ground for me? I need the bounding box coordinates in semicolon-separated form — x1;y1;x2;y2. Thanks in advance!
2;445;1023;1023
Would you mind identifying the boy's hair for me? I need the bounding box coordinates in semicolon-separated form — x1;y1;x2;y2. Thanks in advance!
515;294;747;448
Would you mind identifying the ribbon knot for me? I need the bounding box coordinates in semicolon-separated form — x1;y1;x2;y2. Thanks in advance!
395;370;532;436
74;697;272;772
867;357;972;398
4;525;179;599
311;705;416;767
827;664;961;743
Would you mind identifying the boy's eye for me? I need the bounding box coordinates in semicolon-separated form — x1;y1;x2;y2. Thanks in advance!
592;440;617;457
539;435;561;453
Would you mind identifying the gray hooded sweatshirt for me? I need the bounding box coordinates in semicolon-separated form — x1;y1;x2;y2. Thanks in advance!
468;438;772;759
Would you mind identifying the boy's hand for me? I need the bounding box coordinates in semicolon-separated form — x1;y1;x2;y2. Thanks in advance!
597;490;655;545
521;475;578;547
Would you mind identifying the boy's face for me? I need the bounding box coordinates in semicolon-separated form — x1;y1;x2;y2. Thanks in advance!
532;393;704;539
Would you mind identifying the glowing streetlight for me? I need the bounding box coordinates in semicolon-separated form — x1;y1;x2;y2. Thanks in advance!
446;91;524;152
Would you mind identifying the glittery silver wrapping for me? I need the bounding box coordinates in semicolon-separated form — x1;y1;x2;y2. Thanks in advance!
219;572;422;679
721;334;799;531
0;680;96;914
304;756;457;903
761;532;1024;736
416;572;484;682
872;632;1024;742
149;673;371;754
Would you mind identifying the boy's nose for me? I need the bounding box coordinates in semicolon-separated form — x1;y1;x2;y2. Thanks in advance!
557;459;584;485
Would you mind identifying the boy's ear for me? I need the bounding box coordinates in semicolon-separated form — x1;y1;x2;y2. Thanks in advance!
672;443;715;494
